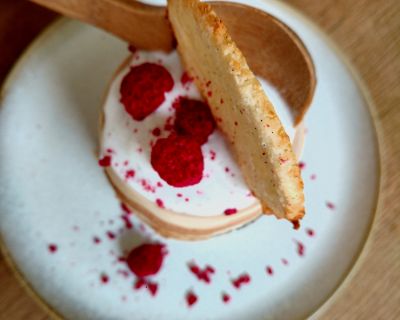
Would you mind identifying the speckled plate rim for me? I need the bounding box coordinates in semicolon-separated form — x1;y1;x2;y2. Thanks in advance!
0;0;382;318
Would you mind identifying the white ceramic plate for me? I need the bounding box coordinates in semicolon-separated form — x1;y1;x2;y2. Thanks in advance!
0;0;379;319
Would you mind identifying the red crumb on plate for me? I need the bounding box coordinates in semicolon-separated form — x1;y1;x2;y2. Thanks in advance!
127;243;167;277
222;293;231;303
186;291;198;307
188;262;215;284
294;240;305;257
48;244;57;253
121;215;133;229
306;228;315;237
266;266;274;276
106;231;116;240
231;273;251;289
134;278;158;296
100;273;109;284
326;201;336;210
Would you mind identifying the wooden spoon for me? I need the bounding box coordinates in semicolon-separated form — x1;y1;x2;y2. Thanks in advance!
29;0;316;123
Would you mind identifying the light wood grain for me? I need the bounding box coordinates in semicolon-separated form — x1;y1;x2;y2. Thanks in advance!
287;1;400;319
0;2;55;319
30;0;175;51
0;0;399;319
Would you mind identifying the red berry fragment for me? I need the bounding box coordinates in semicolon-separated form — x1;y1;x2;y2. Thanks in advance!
125;169;135;179
151;134;204;187
232;273;251;289
186;291;198;307
127;243;167;277
98;155;112;167
100;274;109;284
48;244;57;253
326;201;336;210
156;198;165;208
134;278;159;296
174;98;215;144
120;63;174;121
152;127;161;137
266;266;274;276
222;293;231;304
224;208;238;215
121;202;132;214
181;71;193;86
188;262;215;284
294;240;305;257
306;228;315;237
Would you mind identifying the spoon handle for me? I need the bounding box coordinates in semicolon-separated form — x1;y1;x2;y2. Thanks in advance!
29;0;175;51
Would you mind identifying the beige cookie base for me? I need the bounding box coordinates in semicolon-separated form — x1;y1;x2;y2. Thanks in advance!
105;167;263;240
101;107;304;241
100;55;305;241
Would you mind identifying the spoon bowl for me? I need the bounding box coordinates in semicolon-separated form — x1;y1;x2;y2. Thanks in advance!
30;0;315;122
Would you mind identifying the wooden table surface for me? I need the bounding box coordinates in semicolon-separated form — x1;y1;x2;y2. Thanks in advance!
0;0;399;319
